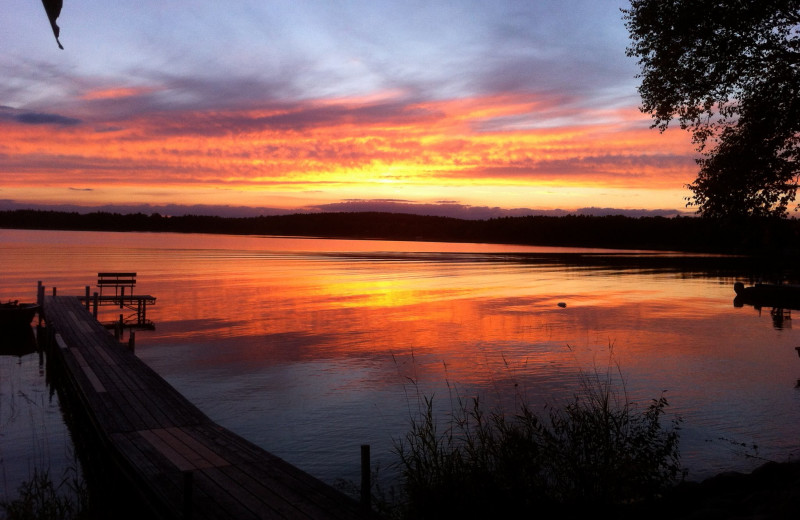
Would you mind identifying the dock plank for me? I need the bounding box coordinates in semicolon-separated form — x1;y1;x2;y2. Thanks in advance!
156;427;231;468
43;295;372;519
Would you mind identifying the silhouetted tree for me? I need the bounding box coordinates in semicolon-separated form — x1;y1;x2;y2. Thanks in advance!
623;1;800;217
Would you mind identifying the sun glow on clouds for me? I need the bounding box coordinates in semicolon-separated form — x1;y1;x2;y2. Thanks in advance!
0;89;697;211
81;86;161;101
1;0;705;215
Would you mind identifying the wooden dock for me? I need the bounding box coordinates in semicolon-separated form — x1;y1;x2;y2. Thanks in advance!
41;294;373;519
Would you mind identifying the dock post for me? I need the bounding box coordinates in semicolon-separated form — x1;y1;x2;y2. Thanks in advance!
93;292;99;318
120;286;125;308
52;287;57;296
115;314;123;340
37;281;44;325
85;286;90;310
128;331;135;353
37;323;46;350
183;471;193;520
360;444;371;510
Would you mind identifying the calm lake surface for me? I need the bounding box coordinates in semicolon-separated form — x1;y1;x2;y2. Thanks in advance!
2;228;799;498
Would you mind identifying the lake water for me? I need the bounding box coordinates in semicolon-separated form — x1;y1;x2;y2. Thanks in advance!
1;228;799;500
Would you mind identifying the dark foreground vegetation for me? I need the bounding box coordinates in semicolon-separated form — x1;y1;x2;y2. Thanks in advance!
389;367;684;519
377;366;800;519
0;469;87;520
2;209;800;256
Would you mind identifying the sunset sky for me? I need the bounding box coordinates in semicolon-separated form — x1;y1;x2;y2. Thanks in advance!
1;1;700;218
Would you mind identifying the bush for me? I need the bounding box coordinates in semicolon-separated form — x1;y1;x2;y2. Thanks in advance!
0;468;88;520
394;365;684;518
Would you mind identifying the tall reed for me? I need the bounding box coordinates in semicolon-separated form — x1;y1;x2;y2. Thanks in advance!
393;361;684;518
0;466;88;520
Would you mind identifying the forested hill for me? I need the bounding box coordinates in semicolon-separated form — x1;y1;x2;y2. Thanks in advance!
1;209;798;255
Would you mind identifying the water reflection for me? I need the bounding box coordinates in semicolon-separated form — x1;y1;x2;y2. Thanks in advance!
0;327;75;503
134;247;800;484
2;229;800;488
733;281;800;329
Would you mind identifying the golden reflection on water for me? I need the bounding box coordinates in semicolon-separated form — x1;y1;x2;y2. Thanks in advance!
146;254;725;379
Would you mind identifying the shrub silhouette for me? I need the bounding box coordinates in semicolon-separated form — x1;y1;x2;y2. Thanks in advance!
394;366;684;518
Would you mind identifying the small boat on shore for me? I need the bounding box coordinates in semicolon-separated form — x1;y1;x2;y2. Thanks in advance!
0;323;37;357
0;301;40;326
733;282;800;311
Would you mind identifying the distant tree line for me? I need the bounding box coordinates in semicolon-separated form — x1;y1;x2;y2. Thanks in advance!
1;209;798;256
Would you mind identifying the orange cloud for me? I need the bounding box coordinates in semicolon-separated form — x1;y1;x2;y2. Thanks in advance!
0;91;698;210
81;86;161;101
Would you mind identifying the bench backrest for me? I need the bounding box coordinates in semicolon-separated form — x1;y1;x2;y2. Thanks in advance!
97;272;136;296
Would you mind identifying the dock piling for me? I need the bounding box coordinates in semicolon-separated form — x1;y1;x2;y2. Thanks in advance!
360;444;371;510
183;471;193;520
37;281;44;325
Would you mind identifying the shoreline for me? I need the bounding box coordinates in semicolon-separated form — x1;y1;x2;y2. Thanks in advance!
646;460;800;519
2;208;800;257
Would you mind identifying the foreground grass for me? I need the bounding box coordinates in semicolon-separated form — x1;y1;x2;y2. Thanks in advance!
0;468;88;520
390;365;684;519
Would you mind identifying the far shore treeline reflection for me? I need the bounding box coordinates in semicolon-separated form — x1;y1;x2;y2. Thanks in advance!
1;209;799;256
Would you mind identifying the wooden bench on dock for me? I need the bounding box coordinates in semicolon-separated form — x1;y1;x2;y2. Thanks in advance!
41;294;373;520
72;274;155;328
97;272;137;299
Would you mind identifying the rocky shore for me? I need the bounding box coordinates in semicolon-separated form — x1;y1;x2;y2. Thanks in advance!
642;461;800;519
